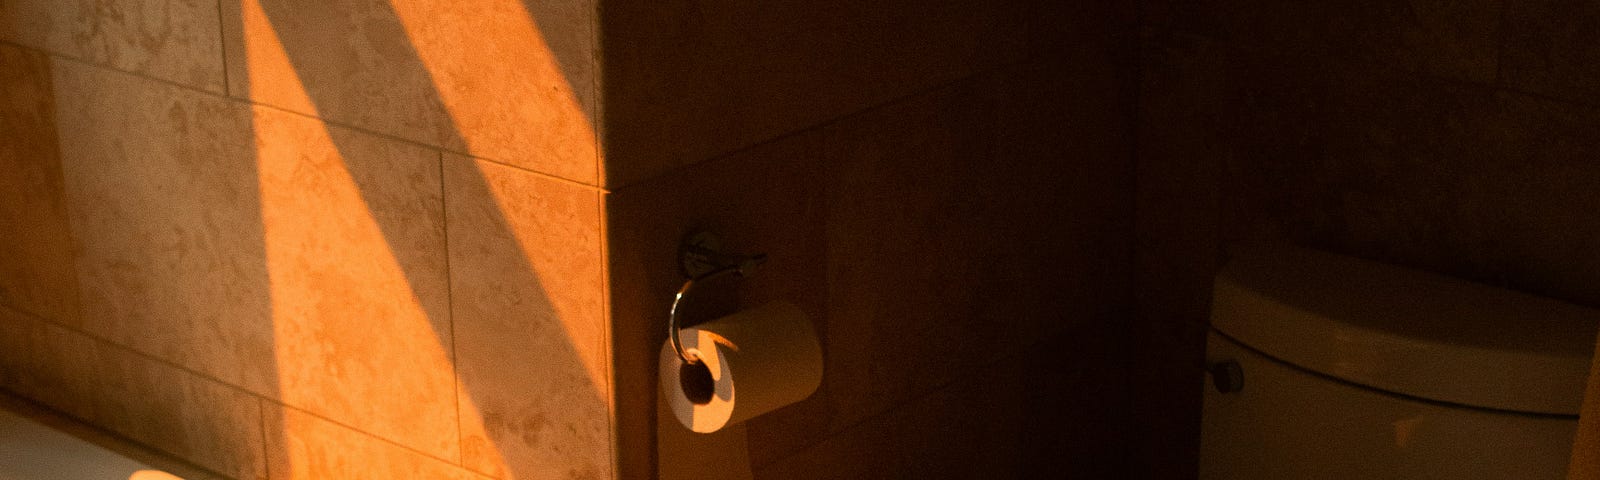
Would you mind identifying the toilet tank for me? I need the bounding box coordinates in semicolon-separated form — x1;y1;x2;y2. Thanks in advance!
1200;245;1600;480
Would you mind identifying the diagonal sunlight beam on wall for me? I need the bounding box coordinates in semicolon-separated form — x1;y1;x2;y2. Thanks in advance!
380;0;607;385
240;1;463;476
237;0;610;478
383;2;611;477
386;0;601;185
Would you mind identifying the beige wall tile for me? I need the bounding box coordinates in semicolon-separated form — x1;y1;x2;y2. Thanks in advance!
222;0;598;183
1501;0;1600;105
265;403;489;480
91;343;267;480
752;60;1131;468
252;105;460;461
753;354;1029;480
52;59;279;395
0;44;79;325
53;35;468;467
600;0;1032;187
1146;0;1501;84
0;306;99;422
0;0;226;93
0;391;234;480
604;131;827;479
0;305;265;479
607;58;1133;476
444;156;610;479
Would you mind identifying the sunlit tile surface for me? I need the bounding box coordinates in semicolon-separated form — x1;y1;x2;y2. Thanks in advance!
265;403;488;480
224;0;598;183
53;59;277;395
253;104;461;460
446;156;610;479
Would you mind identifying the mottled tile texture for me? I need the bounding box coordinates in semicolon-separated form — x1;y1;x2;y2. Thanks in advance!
0;40;267;480
90;341;268;479
254;105;460;460
0;306;267;479
0;0;226;92
223;0;598;183
53;59;277;395
0;306;99;421
446;157;611;480
266;404;489;480
0;44;79;325
3;1;615;479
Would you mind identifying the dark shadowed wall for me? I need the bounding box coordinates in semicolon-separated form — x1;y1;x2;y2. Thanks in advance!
1135;0;1600;477
602;1;1140;478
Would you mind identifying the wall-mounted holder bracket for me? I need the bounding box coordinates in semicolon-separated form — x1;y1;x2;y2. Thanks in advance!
669;232;767;365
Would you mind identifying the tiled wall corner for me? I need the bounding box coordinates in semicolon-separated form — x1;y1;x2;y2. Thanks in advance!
608;50;1136;476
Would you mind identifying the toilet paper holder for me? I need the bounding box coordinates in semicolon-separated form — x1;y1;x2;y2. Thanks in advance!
670;232;768;365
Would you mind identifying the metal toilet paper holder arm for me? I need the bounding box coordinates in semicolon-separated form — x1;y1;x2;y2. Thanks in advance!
670;232;767;366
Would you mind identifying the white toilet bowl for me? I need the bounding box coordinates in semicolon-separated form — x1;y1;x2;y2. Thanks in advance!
1199;245;1598;480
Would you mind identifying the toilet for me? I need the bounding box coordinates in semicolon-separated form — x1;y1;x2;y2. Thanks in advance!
1200;245;1599;479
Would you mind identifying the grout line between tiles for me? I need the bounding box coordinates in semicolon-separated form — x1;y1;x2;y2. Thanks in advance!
607;53;1044;192
595;189;618;477
256;397;480;474
0;387;237;480
0;38;608;194
0;303;249;479
259;397;272;480
0;301;259;400
748;343;1047;474
215;0;231;98
589;0;606;191
438;150;468;467
0;301;471;473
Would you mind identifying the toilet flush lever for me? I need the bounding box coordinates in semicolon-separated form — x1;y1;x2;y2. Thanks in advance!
669;232;768;366
1210;360;1244;394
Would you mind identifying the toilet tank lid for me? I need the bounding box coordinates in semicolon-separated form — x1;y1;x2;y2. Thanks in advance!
1211;245;1600;416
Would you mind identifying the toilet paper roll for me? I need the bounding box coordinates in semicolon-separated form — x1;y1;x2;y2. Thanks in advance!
660;302;823;433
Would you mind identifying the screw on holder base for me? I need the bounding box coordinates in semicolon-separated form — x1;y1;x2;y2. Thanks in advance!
669;232;767;365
